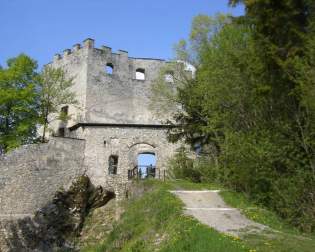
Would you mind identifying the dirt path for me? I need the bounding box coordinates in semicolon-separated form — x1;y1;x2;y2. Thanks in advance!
170;190;266;237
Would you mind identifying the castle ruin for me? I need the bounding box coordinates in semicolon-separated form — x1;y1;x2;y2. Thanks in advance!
0;39;191;221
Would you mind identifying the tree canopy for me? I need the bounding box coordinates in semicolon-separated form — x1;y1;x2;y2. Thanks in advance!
37;66;77;141
156;1;315;231
0;56;77;152
0;54;38;152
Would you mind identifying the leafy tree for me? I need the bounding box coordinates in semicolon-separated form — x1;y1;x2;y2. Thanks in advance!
37;66;77;142
151;14;231;123
0;54;38;153
168;146;198;182
150;62;190;118
159;6;315;231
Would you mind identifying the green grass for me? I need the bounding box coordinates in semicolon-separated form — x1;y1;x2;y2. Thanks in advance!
220;190;299;233
220;190;315;252
81;180;250;252
80;180;315;252
164;179;223;190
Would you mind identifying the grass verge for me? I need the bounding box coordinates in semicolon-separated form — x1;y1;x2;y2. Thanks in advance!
220;190;315;252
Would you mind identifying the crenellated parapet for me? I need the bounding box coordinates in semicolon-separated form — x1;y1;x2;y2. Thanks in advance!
52;38;133;64
47;38;192;129
52;38;93;63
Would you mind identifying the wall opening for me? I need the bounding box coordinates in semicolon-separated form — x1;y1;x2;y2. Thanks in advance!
58;127;65;137
108;155;118;175
165;71;174;83
106;63;114;75
137;153;156;178
61;105;69;116
136;68;145;80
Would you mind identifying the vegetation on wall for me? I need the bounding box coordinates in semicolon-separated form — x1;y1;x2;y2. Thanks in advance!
37;66;77;141
153;1;315;232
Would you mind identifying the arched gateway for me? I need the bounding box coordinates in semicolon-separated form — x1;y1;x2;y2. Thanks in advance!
47;38;191;198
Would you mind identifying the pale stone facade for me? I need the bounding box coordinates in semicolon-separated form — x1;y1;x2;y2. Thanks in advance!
47;38;183;196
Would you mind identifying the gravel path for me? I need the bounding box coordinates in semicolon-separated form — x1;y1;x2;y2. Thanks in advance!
170;190;266;237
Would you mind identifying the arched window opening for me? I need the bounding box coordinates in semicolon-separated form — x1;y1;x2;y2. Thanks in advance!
136;68;145;80
137;153;156;178
58;127;65;137
61;105;69;116
108;155;118;175
165;71;174;83
106;63;114;75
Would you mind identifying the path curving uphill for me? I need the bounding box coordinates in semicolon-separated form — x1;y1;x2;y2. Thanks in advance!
170;190;266;237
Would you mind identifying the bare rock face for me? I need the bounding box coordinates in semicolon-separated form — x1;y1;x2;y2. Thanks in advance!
0;175;115;252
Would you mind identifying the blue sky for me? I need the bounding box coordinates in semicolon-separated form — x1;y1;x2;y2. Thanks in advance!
0;0;243;68
138;153;156;166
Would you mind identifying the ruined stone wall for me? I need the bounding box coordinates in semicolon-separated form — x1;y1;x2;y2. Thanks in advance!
0;137;86;216
48;40;89;132
48;38;177;136
85;47;170;124
69;126;180;198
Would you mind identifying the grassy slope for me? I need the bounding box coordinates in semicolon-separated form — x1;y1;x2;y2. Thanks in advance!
220;190;315;252
81;180;315;252
82;180;249;252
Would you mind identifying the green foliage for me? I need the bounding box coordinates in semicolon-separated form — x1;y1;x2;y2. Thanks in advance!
174;13;232;65
168;146;200;182
162;5;315;232
0;54;38;152
168;147;222;183
0;54;78;151
37;66;78;141
150;62;185;117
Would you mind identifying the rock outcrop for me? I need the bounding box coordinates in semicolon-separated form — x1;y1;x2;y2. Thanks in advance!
0;175;115;252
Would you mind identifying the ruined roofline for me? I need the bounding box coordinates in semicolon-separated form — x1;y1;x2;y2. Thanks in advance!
52;38;167;63
128;57;165;61
68;123;178;131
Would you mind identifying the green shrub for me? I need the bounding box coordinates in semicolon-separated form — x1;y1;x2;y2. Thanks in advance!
168;146;201;182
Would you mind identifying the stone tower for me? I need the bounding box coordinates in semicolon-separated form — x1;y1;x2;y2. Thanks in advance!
48;38;186;196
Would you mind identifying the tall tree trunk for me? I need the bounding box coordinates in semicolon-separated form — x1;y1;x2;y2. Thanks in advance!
41;107;49;142
42;121;47;143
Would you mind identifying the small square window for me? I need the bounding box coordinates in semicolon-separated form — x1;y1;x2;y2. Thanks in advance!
136;68;145;80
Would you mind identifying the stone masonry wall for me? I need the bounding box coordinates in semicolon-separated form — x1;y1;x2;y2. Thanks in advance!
69;126;180;199
86;48;170;124
0;137;86;216
48;39;180;136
